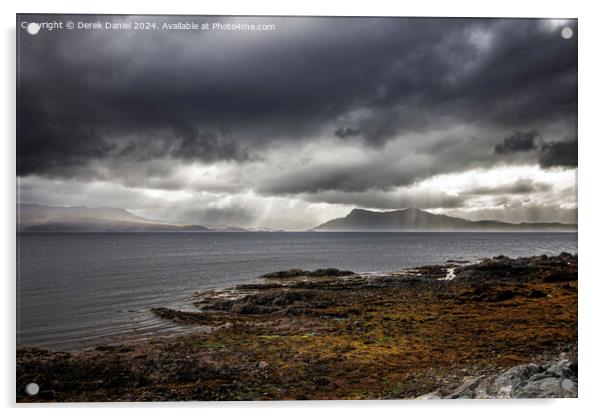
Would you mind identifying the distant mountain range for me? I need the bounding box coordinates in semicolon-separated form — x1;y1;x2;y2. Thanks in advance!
17;204;213;232
17;204;291;233
314;207;577;232
17;204;577;233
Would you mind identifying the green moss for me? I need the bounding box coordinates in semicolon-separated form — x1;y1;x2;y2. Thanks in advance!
202;341;226;349
258;335;280;340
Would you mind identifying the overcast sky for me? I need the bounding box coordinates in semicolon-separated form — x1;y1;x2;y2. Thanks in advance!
17;15;577;230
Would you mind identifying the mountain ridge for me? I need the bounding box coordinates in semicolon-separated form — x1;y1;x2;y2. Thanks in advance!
314;207;576;232
17;204;212;232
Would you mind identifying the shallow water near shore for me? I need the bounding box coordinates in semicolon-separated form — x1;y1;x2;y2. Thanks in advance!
17;231;577;350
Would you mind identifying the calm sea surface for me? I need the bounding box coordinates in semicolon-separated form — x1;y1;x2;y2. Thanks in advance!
17;232;577;349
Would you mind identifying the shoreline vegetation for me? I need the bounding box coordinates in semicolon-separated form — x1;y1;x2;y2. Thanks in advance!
17;253;577;401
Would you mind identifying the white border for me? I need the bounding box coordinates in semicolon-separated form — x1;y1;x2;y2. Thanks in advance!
2;1;601;415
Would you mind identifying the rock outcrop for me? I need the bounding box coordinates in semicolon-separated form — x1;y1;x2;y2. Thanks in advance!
418;355;577;399
260;268;354;279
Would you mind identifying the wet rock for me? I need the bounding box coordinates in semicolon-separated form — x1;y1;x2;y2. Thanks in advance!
235;283;284;290
311;268;355;277
151;307;212;323
261;268;354;279
454;253;577;285
199;289;320;315
261;269;307;279
413;265;447;279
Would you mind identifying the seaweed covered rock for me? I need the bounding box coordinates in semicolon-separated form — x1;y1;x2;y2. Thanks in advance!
261;269;307;279
198;289;319;315
455;286;522;303
311;268;355;277
454;253;577;284
261;268;354;279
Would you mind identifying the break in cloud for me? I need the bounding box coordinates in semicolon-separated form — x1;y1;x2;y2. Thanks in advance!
17;15;577;229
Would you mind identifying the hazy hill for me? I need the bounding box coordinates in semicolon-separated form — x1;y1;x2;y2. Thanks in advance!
17;204;211;232
314;207;577;232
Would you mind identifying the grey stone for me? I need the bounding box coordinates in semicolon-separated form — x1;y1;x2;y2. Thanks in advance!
414;392;442;400
420;357;578;399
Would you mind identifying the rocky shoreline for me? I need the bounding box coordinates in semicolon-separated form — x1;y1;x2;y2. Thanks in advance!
17;253;577;401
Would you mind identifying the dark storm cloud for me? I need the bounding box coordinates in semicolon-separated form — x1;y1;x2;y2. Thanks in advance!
17;94;115;177
492;129;577;170
169;125;251;162
494;130;539;154
334;127;361;140
538;139;578;168
17;15;577;193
